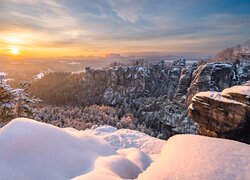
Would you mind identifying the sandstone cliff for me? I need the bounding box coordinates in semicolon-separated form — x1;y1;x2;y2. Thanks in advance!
31;60;250;139
189;85;250;143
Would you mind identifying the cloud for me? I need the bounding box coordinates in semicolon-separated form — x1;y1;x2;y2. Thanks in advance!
0;0;250;56
0;0;90;48
1;1;83;32
107;0;145;23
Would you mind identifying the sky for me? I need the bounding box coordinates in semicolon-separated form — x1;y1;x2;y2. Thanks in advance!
0;0;250;58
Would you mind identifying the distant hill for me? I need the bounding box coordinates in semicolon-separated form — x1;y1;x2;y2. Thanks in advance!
210;40;250;62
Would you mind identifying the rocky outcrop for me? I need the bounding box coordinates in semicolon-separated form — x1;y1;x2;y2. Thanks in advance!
32;60;197;138
174;63;197;102
185;62;237;105
100;60;196;137
185;61;250;105
31;60;250;140
189;85;250;143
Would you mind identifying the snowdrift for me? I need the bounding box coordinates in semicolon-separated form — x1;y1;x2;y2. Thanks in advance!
138;135;250;180
0;118;250;180
0;118;161;180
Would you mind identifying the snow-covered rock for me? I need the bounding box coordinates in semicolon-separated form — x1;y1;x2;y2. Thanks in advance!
185;62;236;105
189;85;250;143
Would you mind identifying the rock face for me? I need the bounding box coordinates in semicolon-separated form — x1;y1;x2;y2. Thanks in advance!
189;85;250;143
103;61;248;139
99;60;197;137
174;63;197;101
186;61;250;105
31;60;250;139
32;60;197;138
185;63;236;105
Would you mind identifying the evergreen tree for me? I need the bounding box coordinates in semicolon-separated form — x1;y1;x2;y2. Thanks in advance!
0;73;36;125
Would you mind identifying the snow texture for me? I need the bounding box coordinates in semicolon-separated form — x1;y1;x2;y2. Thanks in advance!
192;91;245;105
0;119;155;180
86;125;165;154
0;118;250;180
222;85;250;96
35;72;44;80
138;135;250;180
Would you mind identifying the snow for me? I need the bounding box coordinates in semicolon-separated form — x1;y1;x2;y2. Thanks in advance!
0;119;157;180
0;119;250;180
0;118;116;180
171;67;180;72
117;148;152;171
35;72;44;80
192;91;245;105
138;67;144;71
86;126;165;154
192;85;250;106
0;72;7;78
73;154;142;180
222;85;250;96
34;70;53;80
138;134;250;180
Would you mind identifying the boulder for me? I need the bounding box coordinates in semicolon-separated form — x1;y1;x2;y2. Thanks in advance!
189;85;250;143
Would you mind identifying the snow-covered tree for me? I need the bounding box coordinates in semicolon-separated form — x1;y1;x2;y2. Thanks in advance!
0;73;36;125
0;73;15;121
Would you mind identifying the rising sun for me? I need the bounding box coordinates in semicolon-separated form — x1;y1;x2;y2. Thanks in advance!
10;46;20;55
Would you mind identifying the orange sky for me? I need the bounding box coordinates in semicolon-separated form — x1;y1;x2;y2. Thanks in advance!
1;0;250;58
0;31;221;58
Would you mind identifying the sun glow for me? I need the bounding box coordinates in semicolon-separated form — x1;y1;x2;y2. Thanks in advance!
10;46;20;55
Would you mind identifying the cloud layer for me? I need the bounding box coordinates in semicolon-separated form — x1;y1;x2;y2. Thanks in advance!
0;0;250;57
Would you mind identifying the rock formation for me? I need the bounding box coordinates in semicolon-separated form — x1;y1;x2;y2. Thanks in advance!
189;85;250;143
185;62;236;105
185;61;250;105
174;63;197;102
31;59;250;140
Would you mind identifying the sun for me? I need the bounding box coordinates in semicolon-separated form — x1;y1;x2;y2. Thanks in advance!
10;46;20;55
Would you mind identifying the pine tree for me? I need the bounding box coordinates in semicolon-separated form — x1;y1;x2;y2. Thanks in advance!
0;73;36;125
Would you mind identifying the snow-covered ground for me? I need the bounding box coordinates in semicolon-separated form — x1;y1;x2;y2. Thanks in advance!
138;135;250;180
85;126;165;154
0;118;250;180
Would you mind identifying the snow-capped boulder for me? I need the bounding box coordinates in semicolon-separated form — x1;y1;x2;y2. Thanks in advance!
189;85;250;143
